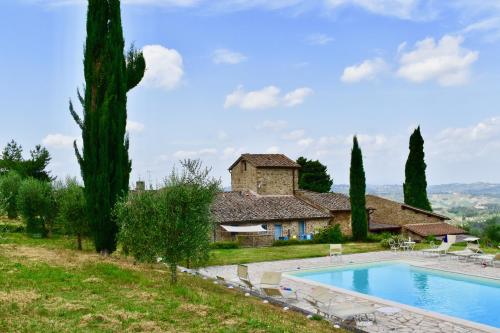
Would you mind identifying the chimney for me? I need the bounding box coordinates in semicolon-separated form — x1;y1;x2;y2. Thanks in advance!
136;181;145;191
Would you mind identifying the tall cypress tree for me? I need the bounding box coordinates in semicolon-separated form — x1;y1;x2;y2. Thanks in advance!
403;127;432;211
70;0;145;254
349;136;368;241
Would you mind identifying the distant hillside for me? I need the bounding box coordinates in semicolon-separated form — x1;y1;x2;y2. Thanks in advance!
334;183;500;198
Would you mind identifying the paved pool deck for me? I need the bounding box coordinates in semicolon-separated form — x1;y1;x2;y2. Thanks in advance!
199;251;500;333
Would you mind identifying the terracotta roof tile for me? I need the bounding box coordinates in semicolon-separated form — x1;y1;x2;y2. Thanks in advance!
211;191;331;223
296;190;351;211
229;154;300;170
403;223;465;237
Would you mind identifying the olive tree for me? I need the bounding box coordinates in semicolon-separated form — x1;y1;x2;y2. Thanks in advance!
116;159;220;283
57;178;88;250
17;178;56;237
0;171;22;219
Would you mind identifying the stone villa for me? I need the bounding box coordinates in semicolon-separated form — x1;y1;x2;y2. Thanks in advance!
211;153;463;246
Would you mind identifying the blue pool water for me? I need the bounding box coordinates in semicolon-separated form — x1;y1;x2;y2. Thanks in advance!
292;262;500;328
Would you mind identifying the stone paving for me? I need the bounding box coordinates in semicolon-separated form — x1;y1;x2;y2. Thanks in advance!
199;251;500;333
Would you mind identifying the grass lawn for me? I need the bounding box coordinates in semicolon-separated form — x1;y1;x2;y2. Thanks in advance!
0;230;340;333
208;242;384;266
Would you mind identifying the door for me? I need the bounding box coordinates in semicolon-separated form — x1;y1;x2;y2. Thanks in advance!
274;224;282;240
298;220;306;238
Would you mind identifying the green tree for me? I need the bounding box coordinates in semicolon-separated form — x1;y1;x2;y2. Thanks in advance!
0;140;23;176
296;157;333;193
57;178;89;250
70;0;145;254
24;145;52;182
403;127;432;211
0;141;52;181
116;160;220;283
349;136;368;241
17;178;56;237
0;171;22;219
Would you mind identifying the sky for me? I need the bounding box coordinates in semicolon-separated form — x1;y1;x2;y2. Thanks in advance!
1;0;500;188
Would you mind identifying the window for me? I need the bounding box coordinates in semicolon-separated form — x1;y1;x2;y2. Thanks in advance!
242;161;247;171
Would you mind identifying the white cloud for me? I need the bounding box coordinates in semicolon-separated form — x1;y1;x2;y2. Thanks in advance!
282;129;305;140
212;48;247;64
266;146;280;154
173;148;217;159
306;33;334;45
325;0;435;20
224;85;313;110
42;134;75;148
430;117;500;163
341;58;387;83
461;17;500;42
256;120;288;131
126;120;145;133
297;138;314;147
283;87;314;106
141;45;184;91
437;117;500;143
396;35;479;86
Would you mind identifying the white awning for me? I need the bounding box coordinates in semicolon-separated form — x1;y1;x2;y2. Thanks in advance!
462;237;480;242
220;225;267;233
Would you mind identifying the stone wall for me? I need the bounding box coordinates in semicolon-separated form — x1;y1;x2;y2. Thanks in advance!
230;160;298;195
366;195;446;226
332;211;352;236
213;218;331;247
263;218;331;239
256;168;296;195
230;161;258;193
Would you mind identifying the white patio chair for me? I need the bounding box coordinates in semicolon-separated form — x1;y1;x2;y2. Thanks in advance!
330;244;342;261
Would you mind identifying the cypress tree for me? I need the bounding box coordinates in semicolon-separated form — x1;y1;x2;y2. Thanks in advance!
349;136;368;241
70;0;145;254
403;127;432;211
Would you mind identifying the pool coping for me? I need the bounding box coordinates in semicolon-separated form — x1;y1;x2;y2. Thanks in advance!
283;259;499;333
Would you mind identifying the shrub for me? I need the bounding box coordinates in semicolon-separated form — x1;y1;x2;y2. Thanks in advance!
17;178;56;237
366;232;393;243
209;241;240;249
424;235;437;244
0;171;22;219
56;178;88;250
272;239;315;246
314;224;343;244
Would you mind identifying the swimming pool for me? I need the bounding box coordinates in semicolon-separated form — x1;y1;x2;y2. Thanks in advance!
291;261;500;328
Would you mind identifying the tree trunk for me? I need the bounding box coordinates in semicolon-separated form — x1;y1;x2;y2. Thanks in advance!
77;233;82;251
170;263;177;284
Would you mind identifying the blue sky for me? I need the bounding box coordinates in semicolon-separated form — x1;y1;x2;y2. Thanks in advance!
1;0;500;187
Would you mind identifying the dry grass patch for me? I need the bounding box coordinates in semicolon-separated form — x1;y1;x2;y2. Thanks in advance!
127;320;166;333
0;289;39;308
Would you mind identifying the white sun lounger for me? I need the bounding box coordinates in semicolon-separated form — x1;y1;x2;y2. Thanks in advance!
305;286;376;323
422;242;451;256
470;253;500;267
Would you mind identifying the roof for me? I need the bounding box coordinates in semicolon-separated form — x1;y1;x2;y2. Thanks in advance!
369;220;402;231
296;190;351;211
366;194;450;220
211;191;331;223
401;204;450;220
228;154;301;170
403;222;465;237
